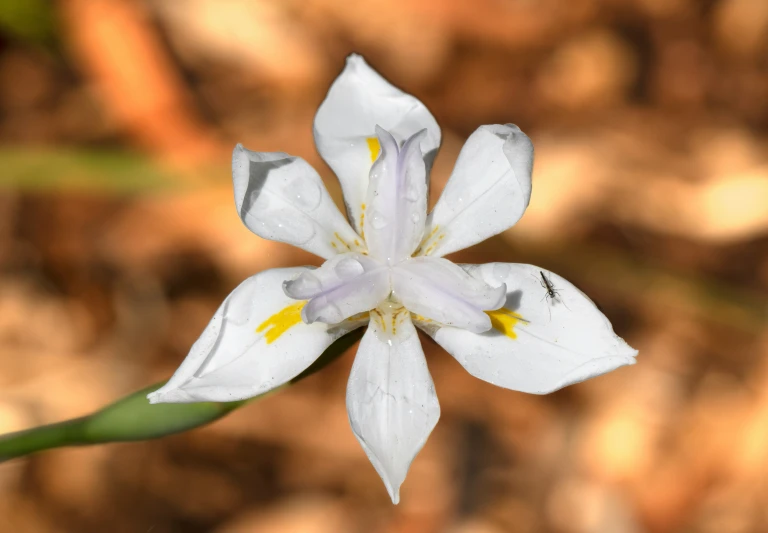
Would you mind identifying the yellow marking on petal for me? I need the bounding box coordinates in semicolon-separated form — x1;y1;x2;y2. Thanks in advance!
370;309;385;332
360;203;366;240
334;231;351;251
423;233;445;256
486;308;526;340
416;225;441;256
256;302;306;344
331;242;338;249
347;311;371;323
354;239;360;246
411;313;432;323
366;137;381;163
426;226;439;240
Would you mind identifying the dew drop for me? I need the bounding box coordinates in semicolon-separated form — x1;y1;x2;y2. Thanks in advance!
283;176;321;211
492;263;511;281
227;277;257;325
410;212;420;223
250;209;315;245
284;272;322;298
370;210;388;229
405;185;420;202
335;256;365;279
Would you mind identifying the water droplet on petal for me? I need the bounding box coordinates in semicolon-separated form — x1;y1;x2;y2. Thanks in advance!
410;213;420;223
284;272;322;298
444;192;468;212
226;277;258;325
335;256;365;279
248;209;315;246
493;263;511;281
405;185;420;202
283;176;321;211
370;210;388;229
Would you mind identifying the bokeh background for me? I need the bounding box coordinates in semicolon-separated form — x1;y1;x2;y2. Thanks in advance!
1;0;768;531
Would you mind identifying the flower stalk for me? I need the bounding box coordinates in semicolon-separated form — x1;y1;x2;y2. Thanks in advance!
0;329;362;461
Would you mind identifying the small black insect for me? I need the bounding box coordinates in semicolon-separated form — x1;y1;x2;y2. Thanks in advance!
539;271;558;301
534;270;569;319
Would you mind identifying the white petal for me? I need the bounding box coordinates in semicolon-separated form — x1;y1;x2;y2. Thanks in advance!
364;127;428;265
283;252;390;325
232;144;362;259
314;54;441;234
347;308;440;504
420;124;533;257
391;256;506;333
425;263;637;394
148;268;363;403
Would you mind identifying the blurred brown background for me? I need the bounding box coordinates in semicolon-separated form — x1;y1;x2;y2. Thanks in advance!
1;0;768;531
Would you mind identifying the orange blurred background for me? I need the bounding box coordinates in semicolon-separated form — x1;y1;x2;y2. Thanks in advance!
1;0;768;531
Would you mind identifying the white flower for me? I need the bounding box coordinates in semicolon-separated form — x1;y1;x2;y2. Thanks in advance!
148;54;637;503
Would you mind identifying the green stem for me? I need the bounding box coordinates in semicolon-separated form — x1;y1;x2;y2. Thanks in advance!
0;329;362;461
0;417;90;458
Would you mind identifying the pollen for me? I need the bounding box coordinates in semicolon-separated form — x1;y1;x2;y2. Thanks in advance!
486;308;526;340
366;137;381;163
256;301;306;344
